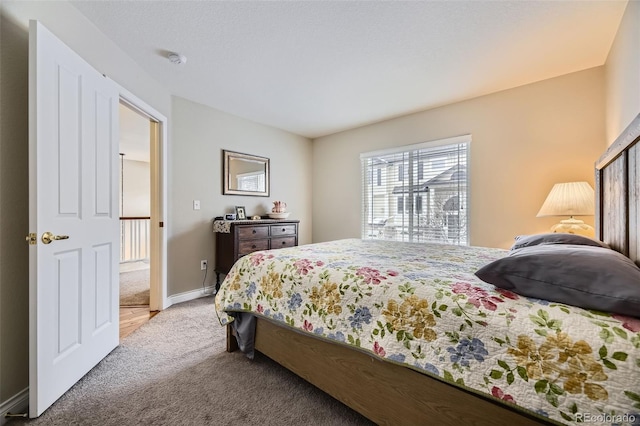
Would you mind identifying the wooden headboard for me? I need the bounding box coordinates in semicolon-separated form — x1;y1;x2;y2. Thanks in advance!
595;113;640;265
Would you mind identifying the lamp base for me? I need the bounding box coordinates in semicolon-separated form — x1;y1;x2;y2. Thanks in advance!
550;217;594;237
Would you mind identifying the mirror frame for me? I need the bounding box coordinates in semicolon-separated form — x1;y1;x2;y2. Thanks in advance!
222;150;270;197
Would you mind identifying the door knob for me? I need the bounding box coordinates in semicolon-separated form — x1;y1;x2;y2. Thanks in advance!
41;232;70;244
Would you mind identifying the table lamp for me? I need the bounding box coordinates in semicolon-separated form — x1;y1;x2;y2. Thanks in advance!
536;181;595;236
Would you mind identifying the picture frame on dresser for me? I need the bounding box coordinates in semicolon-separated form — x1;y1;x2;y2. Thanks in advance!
235;206;246;220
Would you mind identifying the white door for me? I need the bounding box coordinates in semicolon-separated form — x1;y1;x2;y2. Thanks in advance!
28;20;119;417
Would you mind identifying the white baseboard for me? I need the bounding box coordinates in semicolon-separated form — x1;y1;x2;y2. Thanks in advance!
1;388;28;425
166;285;216;308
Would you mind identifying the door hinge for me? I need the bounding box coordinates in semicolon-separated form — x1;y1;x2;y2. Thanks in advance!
26;233;37;245
159;221;164;228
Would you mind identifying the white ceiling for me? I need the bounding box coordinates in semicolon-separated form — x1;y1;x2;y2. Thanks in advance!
71;0;627;139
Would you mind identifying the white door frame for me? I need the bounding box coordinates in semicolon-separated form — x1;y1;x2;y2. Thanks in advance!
117;86;168;311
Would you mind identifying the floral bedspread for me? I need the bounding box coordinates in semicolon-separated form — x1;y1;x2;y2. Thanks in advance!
214;239;640;425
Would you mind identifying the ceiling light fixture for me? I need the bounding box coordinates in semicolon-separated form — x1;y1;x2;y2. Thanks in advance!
167;52;187;65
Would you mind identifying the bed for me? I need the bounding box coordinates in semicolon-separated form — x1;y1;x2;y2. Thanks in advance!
214;114;640;426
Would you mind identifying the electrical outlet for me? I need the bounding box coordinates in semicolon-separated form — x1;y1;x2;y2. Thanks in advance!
200;260;207;270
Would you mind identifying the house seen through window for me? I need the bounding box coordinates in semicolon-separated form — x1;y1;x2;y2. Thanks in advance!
360;135;469;245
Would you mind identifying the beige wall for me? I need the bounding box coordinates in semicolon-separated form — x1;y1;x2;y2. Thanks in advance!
312;68;606;249
605;0;640;146
169;96;312;296
121;159;151;217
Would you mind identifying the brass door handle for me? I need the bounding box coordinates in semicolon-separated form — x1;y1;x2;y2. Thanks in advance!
41;232;69;244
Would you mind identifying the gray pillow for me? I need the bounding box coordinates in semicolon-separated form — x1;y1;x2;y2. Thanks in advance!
511;233;609;250
475;244;640;318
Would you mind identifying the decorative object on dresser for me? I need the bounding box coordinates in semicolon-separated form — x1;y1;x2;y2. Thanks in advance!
268;200;290;219
536;181;595;236
213;219;299;289
222;150;270;197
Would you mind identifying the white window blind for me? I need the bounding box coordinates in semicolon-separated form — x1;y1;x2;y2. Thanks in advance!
236;171;266;192
361;135;469;245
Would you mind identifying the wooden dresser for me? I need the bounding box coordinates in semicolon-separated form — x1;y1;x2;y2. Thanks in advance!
214;219;299;288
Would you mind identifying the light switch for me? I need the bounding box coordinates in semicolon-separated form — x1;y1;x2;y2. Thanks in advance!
193;200;201;210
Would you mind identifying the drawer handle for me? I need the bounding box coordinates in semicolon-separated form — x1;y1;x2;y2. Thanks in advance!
282;241;286;245
252;230;257;234
252;244;257;249
282;228;286;232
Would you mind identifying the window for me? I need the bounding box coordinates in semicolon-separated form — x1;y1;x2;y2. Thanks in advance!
236;171;265;192
361;135;469;245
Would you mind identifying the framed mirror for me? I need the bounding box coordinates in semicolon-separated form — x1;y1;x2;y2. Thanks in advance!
223;150;270;197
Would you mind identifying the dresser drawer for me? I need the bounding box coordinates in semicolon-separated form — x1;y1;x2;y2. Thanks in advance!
238;238;269;255
270;224;296;236
271;236;297;249
237;225;269;239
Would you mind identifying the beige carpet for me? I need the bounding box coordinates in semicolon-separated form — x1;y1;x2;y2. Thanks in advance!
9;297;372;426
119;268;150;306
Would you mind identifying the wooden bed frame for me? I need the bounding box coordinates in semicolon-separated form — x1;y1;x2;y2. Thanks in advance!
226;113;640;426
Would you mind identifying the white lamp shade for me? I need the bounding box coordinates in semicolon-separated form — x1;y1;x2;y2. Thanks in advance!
536;181;595;217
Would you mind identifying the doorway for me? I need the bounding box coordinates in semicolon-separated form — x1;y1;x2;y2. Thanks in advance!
119;102;152;337
117;98;165;338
